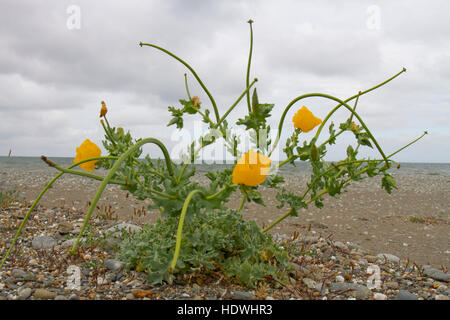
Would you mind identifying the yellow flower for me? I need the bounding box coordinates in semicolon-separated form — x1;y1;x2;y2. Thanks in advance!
117;127;124;136
292;106;322;132
232;150;271;186
100;101;108;118
74;139;101;172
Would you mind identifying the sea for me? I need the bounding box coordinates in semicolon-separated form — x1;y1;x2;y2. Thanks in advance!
0;156;449;176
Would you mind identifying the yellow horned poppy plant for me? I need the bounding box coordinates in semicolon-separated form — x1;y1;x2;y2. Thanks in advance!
74;139;101;172
292;106;322;132
232;150;271;186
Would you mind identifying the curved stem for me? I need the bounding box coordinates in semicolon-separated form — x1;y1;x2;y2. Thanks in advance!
169;189;205;273
0;156;116;268
47;164;125;185
70;138;174;253
269;68;406;157
216;78;258;127
268;93;389;168
139;42;220;124
245;20;254;114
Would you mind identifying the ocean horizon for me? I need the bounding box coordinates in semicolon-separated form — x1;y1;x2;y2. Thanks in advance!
1;156;449;176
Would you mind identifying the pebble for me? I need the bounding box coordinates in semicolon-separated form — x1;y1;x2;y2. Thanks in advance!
17;287;32;300
60;238;86;248
33;289;57;300
373;293;387;300
31;236;57;250
394;290;418;300
231;290;256;300
423;267;450;283
57;222;73;234
302;278;317;290
12;269;28;278
385;281;399;290
104;259;124;272
106;223;142;237
435;294;449;300
329;283;371;299
376;253;400;264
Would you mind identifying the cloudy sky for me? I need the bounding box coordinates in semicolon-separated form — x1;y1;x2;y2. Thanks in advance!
1;0;449;163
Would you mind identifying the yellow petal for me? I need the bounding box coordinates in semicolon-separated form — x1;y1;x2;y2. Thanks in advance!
292;106;322;132
74;139;101;172
232;150;271;186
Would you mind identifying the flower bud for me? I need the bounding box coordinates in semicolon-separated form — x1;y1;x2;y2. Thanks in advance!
100;101;108;118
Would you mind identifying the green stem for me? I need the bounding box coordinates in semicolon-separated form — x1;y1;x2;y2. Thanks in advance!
139;42;220;124
237;193;246;211
177;164;188;185
269;68;406;157
70;138;174;253
184;73;192;100
216;78;258;127
268;92;389;168
387;131;428;158
246;20;254;114
169;189;205;272
100;120;116;146
0;156;116;268
48;164;125;185
263;165;374;233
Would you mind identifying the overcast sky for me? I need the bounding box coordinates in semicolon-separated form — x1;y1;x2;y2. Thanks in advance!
1;0;449;163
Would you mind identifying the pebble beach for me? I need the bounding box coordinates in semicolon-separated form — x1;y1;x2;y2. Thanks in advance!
0;161;449;300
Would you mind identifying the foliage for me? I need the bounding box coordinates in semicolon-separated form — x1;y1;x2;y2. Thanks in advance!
118;208;292;288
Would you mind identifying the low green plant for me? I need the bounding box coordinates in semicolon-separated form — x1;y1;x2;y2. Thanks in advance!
119;208;291;287
1;20;427;288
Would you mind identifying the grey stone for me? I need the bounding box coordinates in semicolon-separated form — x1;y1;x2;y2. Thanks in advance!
69;294;79;300
33;288;57;300
55;295;67;300
60;238;86;248
385;281;399;290
12;269;28;278
394;290;418;300
32;236;57;250
231;290;256;300
106;223;142;237
104;259;124;272
376;253;400;264
423;268;450;283
329;282;371;299
302;278;317;290
125;293;135;300
17;287;32;299
126;279;143;288
333;241;348;251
